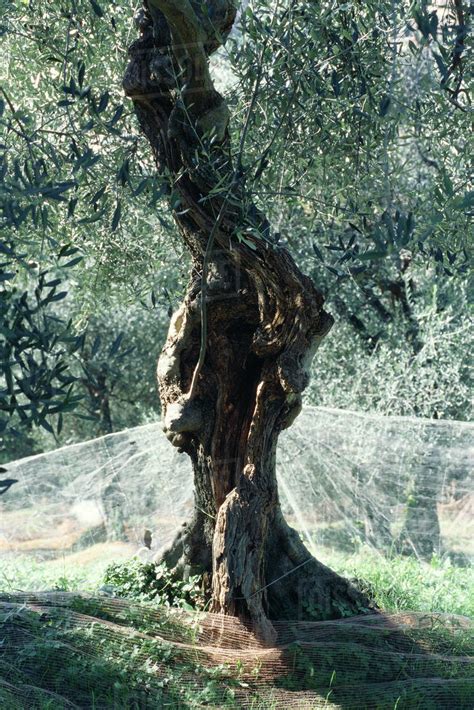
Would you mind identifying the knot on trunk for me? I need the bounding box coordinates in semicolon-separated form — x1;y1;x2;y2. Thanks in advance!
163;399;203;435
149;51;175;87
248;261;333;398
123;6;172;98
167;90;229;146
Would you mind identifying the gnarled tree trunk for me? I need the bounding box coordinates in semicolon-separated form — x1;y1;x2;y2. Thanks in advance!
124;0;371;640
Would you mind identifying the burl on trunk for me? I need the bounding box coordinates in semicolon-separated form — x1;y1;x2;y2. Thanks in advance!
124;0;370;640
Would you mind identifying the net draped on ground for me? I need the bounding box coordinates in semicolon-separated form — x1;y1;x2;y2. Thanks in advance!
1;592;473;709
1;406;473;707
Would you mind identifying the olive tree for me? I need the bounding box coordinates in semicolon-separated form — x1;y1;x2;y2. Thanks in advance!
1;0;470;637
122;0;372;639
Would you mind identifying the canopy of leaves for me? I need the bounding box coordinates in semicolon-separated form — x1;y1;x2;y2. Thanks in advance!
0;0;471;452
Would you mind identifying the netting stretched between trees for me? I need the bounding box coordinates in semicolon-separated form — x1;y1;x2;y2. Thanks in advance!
2;406;472;564
1;406;473;707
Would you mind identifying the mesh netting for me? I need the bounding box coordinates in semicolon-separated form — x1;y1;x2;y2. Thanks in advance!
2;406;472;564
1;406;473;708
1;593;472;708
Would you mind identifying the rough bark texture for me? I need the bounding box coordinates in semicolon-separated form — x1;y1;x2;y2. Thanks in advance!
124;0;372;640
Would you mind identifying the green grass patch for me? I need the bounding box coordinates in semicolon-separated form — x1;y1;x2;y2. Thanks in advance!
0;554;109;593
321;547;474;617
2;548;472;617
1;550;473;709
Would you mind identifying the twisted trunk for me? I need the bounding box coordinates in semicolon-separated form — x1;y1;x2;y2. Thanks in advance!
124;0;371;640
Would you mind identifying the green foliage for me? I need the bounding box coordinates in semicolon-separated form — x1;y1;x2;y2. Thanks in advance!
0;257;84;437
0;291;171;459
1;0;174;282
308;273;472;420
0;0;471;450
232;0;471;266
0;0;186;447
103;558;206;610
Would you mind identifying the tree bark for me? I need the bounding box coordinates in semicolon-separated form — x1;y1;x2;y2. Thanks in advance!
124;0;371;640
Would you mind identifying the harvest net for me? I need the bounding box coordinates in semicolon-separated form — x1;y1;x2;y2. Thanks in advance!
1;406;473;708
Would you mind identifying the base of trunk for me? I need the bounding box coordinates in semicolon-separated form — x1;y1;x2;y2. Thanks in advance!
157;507;374;628
265;511;372;621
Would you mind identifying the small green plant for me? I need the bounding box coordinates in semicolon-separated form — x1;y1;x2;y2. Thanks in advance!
102;558;205;610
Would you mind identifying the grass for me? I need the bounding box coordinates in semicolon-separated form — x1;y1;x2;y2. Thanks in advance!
0;541;131;594
0;548;472;708
0;552;109;594
2;546;472;617
324;547;474;618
